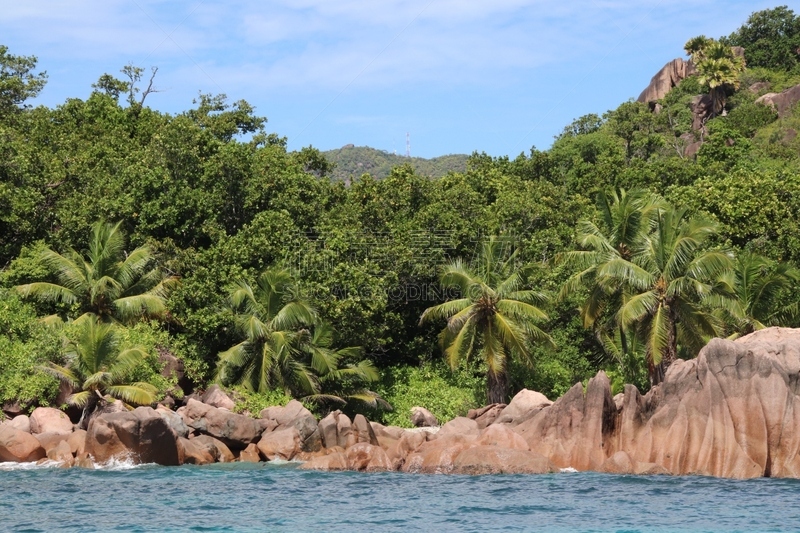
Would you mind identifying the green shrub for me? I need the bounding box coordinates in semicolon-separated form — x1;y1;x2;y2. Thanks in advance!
0;290;61;408
229;386;292;416
116;321;183;400
376;362;484;428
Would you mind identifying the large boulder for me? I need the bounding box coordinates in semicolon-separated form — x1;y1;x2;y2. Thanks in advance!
47;440;74;466
346;443;394;472
34;432;72;454
515;371;616;471
691;94;715;132
193;435;235;463
318;411;356;449
86;406;181;465
637;58;696;104
352;414;378;446
67;430;87;456
476;424;529;451
299;452;349;471
182;399;265;450
156;406;190;438
257;427;301;461
452;446;556;475
467;404;506;430
2;415;31;434
434;417;479;440
600;451;635;475
410;407;438;427
179;437;216;465
402;433;477;474
29;407;73;435
494;389;552;426
755;84;800;118
201;385;235;411
0;425;46;462
615;328;800;478
239;443;261;463
260;400;321;452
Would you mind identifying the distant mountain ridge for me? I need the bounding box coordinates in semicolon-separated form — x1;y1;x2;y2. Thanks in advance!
322;145;469;181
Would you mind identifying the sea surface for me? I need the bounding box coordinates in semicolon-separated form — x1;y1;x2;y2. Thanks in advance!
0;461;797;532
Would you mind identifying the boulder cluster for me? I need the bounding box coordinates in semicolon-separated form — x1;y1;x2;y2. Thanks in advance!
2;328;800;479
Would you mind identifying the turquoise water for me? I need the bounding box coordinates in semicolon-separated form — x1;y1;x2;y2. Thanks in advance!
0;462;797;532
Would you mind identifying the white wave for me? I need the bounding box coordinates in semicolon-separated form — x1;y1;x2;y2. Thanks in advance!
0;460;63;471
92;456;150;471
560;467;578;473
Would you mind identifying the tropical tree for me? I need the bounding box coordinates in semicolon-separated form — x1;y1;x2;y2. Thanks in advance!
711;251;800;338
685;37;746;117
216;268;382;406
613;207;732;385
216;269;317;395
420;237;553;404
559;189;665;338
42;314;158;425
15;221;177;325
302;323;387;409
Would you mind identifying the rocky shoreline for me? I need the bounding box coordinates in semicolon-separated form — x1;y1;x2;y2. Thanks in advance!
2;327;800;479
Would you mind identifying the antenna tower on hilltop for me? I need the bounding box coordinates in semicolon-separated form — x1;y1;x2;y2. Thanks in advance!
406;132;411;158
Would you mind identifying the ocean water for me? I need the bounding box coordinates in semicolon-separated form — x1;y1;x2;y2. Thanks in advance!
0;462;797;532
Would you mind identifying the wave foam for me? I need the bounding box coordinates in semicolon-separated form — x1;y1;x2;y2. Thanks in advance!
92;456;149;471
0;460;63;471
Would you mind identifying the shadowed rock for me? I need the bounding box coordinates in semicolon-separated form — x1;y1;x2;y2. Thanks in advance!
183;399;265;450
257;426;301;461
260;400;321;452
638;58;696;104
616;328;800;478
86;407;181;465
201;385;235;411
410;406;438;427
756;84;800;118
467;404;506;430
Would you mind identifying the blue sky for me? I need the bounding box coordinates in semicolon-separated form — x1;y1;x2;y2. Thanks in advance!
1;1;792;158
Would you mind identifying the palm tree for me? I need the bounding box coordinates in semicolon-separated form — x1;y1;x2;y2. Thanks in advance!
42;314;158;425
613;207;732;385
302;323;387;409
685;37;745;117
712;251;800;339
559;189;665;333
216;269;383;405
16;221;177;325
216;269;319;396
420;237;553;404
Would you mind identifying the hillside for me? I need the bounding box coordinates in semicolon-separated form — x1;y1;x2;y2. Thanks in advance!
322;145;468;181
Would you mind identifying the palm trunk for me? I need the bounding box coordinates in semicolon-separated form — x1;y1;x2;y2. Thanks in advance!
647;351;665;387
662;309;678;370
648;313;678;387
487;368;508;405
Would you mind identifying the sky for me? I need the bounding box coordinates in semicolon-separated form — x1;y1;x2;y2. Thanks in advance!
1;1;794;158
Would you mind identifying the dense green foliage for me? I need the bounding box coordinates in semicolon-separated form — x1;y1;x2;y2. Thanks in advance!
2;7;800;424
